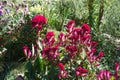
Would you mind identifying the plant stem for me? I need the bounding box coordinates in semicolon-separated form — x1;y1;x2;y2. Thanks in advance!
88;0;94;28
97;0;104;32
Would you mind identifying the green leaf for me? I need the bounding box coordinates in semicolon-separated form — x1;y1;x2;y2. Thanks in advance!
34;56;44;72
26;60;35;79
26;60;33;73
80;49;86;60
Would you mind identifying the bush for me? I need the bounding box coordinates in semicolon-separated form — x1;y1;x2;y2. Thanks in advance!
21;15;120;80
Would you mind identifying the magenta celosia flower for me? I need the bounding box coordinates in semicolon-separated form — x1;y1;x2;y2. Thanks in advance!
115;62;119;73
23;46;28;50
31;15;46;34
58;32;65;41
68;28;81;44
81;24;90;33
73;27;81;33
97;70;112;80
58;63;65;71
58;63;68;79
72;32;79;40
45;32;55;46
66;45;77;53
87;48;96;57
86;47;97;64
36;26;42;34
23;46;28;56
87;49;104;66
97;63;119;80
90;41;98;47
58;70;68;79
66;20;75;33
81;35;91;44
41;32;55;49
42;46;59;60
46;32;54;40
58;32;65;45
32;15;46;27
114;62;120;80
27;50;32;58
41;47;49;58
66;45;77;58
76;66;88;76
49;46;59;59
97;51;104;59
72;28;81;37
23;46;32;58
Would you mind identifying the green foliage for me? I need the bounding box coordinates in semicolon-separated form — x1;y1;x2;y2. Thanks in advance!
101;0;120;37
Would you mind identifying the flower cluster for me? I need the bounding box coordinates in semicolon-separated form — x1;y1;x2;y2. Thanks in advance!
59;20;104;65
42;45;59;60
31;15;46;34
76;66;88;76
41;31;59;60
23;15;119;80
23;44;37;59
58;63;68;79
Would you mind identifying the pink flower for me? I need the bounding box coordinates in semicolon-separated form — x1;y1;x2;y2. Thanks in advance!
66;20;75;33
23;46;28;56
58;63;68;79
58;32;65;45
46;32;54;40
66;45;77;58
41;32;55;49
58;63;65;71
73;28;81;37
36;25;42;34
23;46;32;58
76;66;88;76
87;48;96;57
23;46;29;51
114;62;120;80
81;35;91;44
31;15;46;34
81;24;90;33
58;70;68;79
45;32;55;46
31;15;46;27
68;28;81;44
49;46;59;59
90;41;98;47
97;51;104;59
66;45;77;53
27;50;32;58
87;50;103;64
97;70;112;80
97;63;119;80
42;46;59;60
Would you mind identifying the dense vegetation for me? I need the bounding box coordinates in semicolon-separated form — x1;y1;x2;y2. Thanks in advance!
0;0;120;80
